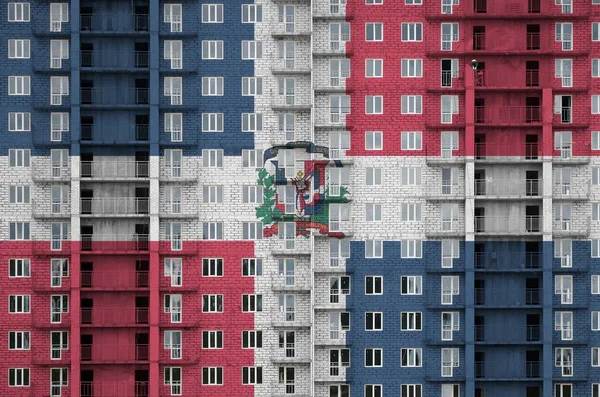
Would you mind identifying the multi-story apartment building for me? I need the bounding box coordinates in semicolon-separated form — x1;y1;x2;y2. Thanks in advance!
3;0;600;396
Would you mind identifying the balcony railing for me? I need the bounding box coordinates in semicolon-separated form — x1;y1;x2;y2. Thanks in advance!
475;106;541;125
80;14;149;33
526;325;541;342
81;308;149;326
80;50;149;69
475;216;541;234
475;143;540;161
474;325;485;342
80;198;149;216
471;0;541;15
32;200;71;218
32;161;70;181
271;57;311;72
474;179;541;197
80;234;149;252
553;219;591;236
471;33;551;53
81;124;149;143
552;143;591;163
553;178;590;199
80;381;148;397
80;161;149;179
314;107;350;127
475;362;485;378
475;288;540;306
474;69;549;88
526;361;541;378
271;15;311;36
475;252;541;270
81;88;149;106
271;93;312;110
81;343;149;362
81;271;149;290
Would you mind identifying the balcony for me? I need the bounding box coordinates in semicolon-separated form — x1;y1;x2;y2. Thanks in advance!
271;57;312;75
80;381;148;397
80;198;149;217
32;160;70;182
80;14;149;34
470;0;542;16
526;361;541;378
271;238;312;256
32;238;72;255
552;143;591;164
475;252;542;271
81;308;149;327
468;33;553;54
80;161;149;180
553;219;590;237
474;179;542;199
271;93;312;111
314;107;350;128
425;217;465;237
81;124;149;145
32;200;71;218
424;181;466;201
271;312;311;329
475;106;542;126
271;344;312;364
271;15;312;38
81;88;149;108
424;146;466;165
475;216;541;235
474;325;541;343
80;50;149;70
553;179;590;200
81;271;149;291
475;288;541;307
81;344;149;363
474;69;548;90
475;143;540;163
271;274;311;292
159;201;199;219
80;234;149;253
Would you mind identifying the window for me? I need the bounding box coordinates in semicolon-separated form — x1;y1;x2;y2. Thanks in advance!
593;275;600;295
401;131;423;150
242;41;262;59
401;312;422;331
402;203;422;222
365;239;383;258
365;312;383;331
164;113;183;141
164;149;182;178
365;385;382;397
594;312;600;331
202;294;223;312
50;331;68;359
441;348;459;377
279;113;295;141
242;4;262;23
164;258;182;287
401;59;423;78
401;348;422;367
441;95;459;123
50;76;69;105
330;95;351;123
330;312;351;339
50;370;66;397
441;23;459;50
556;59;573;87
9;258;30;277
556;23;573;51
554;203;572;231
8;39;30;59
50;259;68;287
242;113;263;132
330;385;350;397
406;0;422;3
242;330;263;348
401;276;422;295
164;76;182;105
242;77;263;96
242;367;262;384
165;222;182;251
278;185;296;214
594;60;600;78
202;186;223;204
595;23;600;41
50;295;68;323
594;96;600;114
555;311;573;340
50;222;67;251
401;239;422;258
9;331;30;350
202;258;223;277
594;240;600;258
365;276;383;295
594;384;600;397
164;294;182;322
49;3;68;32
164;367;182;395
201;113;224;132
329;349;351;376
555;384;572;397
401;96;422;114
402;23;423;41
401;384;422;397
202;330;222;349
365;131;383;150
242;185;263;204
202;77;223;96
594;167;600;185
164;4;182;32
9;186;30;204
330;22;351;50
164;185;182;215
9;222;30;240
278;222;296;250
8;3;30;22
366;0;383;4
202;4;223;23
330;240;350;267
202;149;223;168
242;222;263;240
50;40;69;68
164;330;182;359
366;59;383;77
330;276;351;303
442;384;460;397
441;240;460;268
441;275;460;305
365;348;383;367
241;258;262;277
8;149;30;167
164;40;183;69
555;275;573;304
366;167;382;186
330;59;350;86
365;23;383;41
365;96;383;114
401;167;421;186
8;368;29;386
51;113;69;141
555;347;573;376
441;312;460;340
201;40;223;60
8;76;30;95
242;149;263;169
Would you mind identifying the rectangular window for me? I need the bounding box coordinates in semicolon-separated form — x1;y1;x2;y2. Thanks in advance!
555;347;573;376
365;348;383;367
365;96;383;114
9;222;30;240
203;186;223;203
163;4;182;32
50;368;67;397
555;311;573;340
402;167;421;186
242;330;263;348
50;40;69;68
164;294;182;322
202;367;223;385
365;276;383;295
401;22;423;41
164;330;182;359
365;239;383;258
9;258;30;277
202;40;224;60
50;259;68;287
401;59;423;78
9;186;30;204
365;312;383;331
8;39;30;59
441;240;460;268
201;113;224;132
441;348;460;377
164;367;182;395
555;59;573;87
594;23;600;41
202;4;223;23
441;312;460;340
242;113;263;132
164;222;183;251
8;76;30;95
401;348;422;367
49;3;68;32
401;203;422;222
51;113;69;142
365;23;383;41
50;295;68;323
594;96;600;114
7;3;30;22
202;149;224;168
401;312;422;331
50;331;68;359
241;40;262;60
366;167;382;186
556;23;573;51
365;385;382;397
242;77;263;96
330;276;351;303
8;368;29;386
401;96;422;114
555;275;573;304
165;113;183;141
401;239;422;258
330;240;350;267
202;294;223;312
330;22;351;50
593;60;600;78
202;77;223;96
365;131;383;150
441;23;459;51
366;59;383;78
242;149;263;169
401;276;422;295
330;59;351;87
50;76;69;105
242;185;263;204
202;222;224;240
202;258;223;277
164;258;182;287
441;95;459;124
242;4;262;23
202;330;223;349
8;331;30;350
401;131;423;149
279;113;295;141
164;40;183;69
242;222;263;240
242;258;262;277
441;275;460;305
164;76;182;105
401;385;422;397
8;149;30;167
242;367;263;384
